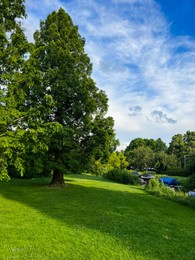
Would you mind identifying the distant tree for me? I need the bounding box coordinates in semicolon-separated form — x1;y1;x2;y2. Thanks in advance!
154;138;167;152
23;8;118;185
154;152;179;173
183;131;195;173
183;131;195;150
125;138;166;154
124;138;145;164
144;139;156;151
129;146;155;170
125;138;146;153
168;133;189;167
124;137;167;169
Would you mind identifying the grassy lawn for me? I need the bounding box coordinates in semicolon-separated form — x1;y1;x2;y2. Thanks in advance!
0;175;195;259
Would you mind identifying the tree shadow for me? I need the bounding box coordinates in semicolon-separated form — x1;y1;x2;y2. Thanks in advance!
0;177;195;259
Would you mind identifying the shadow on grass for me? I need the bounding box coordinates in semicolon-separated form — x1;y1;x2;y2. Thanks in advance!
0;177;195;259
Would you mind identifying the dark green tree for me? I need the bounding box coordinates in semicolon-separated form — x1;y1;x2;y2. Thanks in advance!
124;137;167;169
24;8;118;185
125;137;166;155
0;0;30;180
125;138;146;153
168;134;188;167
154;138;167;152
183;131;195;173
154;152;178;173
129;146;155;170
183;131;195;150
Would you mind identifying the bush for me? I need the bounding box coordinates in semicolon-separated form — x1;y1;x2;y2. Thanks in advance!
145;178;160;192
183;173;195;191
145;178;186;198
145;178;195;209
104;168;140;185
186;160;195;175
164;168;189;177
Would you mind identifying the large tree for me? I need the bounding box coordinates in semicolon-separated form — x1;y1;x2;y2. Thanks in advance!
23;8;118;185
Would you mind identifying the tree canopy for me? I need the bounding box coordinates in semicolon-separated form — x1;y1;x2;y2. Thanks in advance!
0;0;30;180
0;5;118;184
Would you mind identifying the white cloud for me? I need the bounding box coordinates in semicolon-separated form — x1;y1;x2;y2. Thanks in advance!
24;0;195;149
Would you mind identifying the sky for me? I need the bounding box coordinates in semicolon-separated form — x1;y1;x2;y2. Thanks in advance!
23;0;195;150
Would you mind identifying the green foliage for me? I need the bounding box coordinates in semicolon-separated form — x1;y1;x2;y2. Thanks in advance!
0;0;26;31
125;137;167;154
1;6;118;182
146;179;177;197
90;151;128;175
145;178;195;208
164;167;190;177
185;150;195;174
155;152;179;173
186;159;195;175
107;151;129;170
183;173;195;191
145;178;160;191
124;138;167;170
104;168;140;185
23;8;118;184
150;173;195;209
154;138;167;152
168;131;195;168
128;146;155;170
183;130;195;149
0;0;31;180
125;138;146;152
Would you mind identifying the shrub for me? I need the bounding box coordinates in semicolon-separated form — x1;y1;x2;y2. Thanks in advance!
145;178;159;192
164;168;189;177
186;158;195;175
145;178;195;209
183;173;195;191
145;178;186;198
104;168;140;185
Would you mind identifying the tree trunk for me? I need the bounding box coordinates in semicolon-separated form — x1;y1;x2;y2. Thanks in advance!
50;169;65;186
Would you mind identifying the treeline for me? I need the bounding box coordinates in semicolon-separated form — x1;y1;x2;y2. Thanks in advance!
92;131;195;177
125;131;195;174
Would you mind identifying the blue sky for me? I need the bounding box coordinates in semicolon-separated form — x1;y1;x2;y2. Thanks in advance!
24;0;195;150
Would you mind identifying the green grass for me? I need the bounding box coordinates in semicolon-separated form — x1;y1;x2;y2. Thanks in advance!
0;175;195;260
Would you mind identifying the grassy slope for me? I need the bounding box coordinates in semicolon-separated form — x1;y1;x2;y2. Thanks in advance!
0;175;195;260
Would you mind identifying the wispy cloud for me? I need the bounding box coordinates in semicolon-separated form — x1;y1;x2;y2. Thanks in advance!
24;0;195;148
149;110;177;124
129;106;142;116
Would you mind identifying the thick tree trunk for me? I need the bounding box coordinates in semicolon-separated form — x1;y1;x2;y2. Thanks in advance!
50;169;65;186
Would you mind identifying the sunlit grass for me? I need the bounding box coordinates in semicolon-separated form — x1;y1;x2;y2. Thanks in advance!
0;175;195;259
